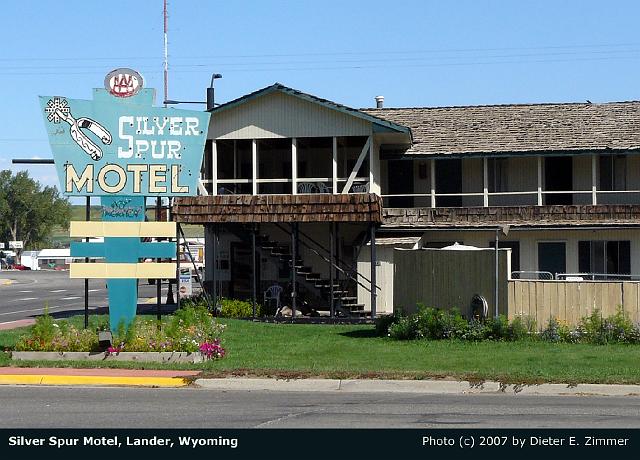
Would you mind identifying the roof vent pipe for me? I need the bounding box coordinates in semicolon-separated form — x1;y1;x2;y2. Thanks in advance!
375;95;384;108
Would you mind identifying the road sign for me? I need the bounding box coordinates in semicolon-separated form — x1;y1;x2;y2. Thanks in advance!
9;241;23;249
179;267;193;297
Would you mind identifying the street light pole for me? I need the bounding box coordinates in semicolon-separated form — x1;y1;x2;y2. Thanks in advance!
164;73;222;111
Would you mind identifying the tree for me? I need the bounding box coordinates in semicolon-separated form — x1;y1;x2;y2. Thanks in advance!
0;170;71;259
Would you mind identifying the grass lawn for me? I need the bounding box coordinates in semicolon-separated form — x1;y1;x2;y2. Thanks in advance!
2;317;640;385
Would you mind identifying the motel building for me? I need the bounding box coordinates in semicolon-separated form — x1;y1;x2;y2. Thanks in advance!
172;83;640;324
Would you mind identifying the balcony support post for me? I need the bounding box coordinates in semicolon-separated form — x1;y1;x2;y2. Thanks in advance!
332;137;338;194
370;224;377;319
483;157;489;207
330;222;335;318
292;138;298;195
537;156;543;206
212;140;218;196
592;154;598;205
430;159;436;208
252;139;258;195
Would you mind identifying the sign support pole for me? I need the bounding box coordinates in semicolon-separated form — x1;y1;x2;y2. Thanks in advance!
84;196;90;329
156;197;162;322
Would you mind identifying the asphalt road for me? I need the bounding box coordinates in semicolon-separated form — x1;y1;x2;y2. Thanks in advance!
0;270;181;324
1;386;639;428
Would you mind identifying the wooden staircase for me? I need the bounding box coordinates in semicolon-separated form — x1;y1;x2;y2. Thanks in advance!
255;233;366;316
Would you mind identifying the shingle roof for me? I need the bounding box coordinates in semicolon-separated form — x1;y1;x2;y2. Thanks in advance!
362;101;640;156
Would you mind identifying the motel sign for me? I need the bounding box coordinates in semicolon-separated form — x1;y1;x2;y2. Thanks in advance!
40;70;210;330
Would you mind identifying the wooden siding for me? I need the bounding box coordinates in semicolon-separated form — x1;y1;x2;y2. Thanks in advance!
383;204;640;228
210;92;372;140
508;280;640;326
393;248;510;316
173;193;383;224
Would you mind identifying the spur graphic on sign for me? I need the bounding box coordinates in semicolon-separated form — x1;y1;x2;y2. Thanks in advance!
40;88;210;197
45;97;111;160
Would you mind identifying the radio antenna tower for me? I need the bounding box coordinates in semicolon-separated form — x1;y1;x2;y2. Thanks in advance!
163;0;169;106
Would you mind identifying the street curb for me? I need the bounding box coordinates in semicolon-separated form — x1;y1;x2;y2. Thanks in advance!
0;375;189;387
193;378;640;397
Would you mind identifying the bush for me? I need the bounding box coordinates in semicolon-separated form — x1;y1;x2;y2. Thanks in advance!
375;313;400;337
578;308;639;344
459;319;490;341
385;304;538;342
484;315;510;341
388;316;419;340
507;316;531;341
219;298;261;318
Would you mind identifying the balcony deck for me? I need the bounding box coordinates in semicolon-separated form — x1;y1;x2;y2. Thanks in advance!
382;204;640;228
173;193;383;224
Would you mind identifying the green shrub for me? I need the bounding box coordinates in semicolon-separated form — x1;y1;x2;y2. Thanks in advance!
388;316;419;340
375;313;400;337
385;306;536;343
459;319;490;341
219;298;261;318
507;316;530;341
484;315;510;341
578;308;639;344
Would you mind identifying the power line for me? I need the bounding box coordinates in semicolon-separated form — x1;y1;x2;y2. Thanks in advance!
2;53;638;76
0;42;639;62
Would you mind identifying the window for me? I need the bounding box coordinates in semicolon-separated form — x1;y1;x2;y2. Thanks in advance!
578;240;630;278
489;241;520;272
599;155;626;191
488;158;508;193
537;242;566;278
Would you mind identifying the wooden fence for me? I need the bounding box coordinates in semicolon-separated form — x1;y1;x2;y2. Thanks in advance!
508;280;640;327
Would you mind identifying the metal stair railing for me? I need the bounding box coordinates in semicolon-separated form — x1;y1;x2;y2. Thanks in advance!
273;223;380;294
177;224;214;312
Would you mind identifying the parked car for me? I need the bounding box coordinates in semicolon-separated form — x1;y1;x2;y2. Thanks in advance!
10;264;31;270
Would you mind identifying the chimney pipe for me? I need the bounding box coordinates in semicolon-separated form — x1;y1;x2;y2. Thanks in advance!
375;95;384;108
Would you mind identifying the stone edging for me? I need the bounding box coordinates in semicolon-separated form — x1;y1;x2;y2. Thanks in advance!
11;351;204;363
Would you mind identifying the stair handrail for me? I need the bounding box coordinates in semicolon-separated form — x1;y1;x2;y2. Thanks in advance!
296;226;378;289
273;223;380;293
178;225;214;311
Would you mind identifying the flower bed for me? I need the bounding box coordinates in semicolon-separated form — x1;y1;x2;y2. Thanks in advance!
13;305;226;360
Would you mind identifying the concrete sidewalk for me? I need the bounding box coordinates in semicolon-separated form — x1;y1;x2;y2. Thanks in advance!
0;319;35;330
1;366;639;396
193;377;640;397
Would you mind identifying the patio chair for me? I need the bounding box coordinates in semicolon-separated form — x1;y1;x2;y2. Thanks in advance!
264;284;283;316
317;182;332;193
351;182;369;193
297;182;318;194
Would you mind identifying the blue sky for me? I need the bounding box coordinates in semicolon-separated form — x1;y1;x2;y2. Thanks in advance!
2;0;640;190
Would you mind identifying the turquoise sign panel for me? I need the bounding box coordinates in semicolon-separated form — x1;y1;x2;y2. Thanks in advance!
101;195;146;331
39;89;210;197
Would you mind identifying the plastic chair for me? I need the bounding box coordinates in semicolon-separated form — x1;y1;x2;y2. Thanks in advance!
297;182;318;194
264;284;283;316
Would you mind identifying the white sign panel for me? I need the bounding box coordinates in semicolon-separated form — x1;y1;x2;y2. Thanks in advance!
179;267;193;297
0;243;5;249
9;241;23;249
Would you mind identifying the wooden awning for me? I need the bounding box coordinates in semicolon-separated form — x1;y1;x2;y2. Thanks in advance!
173;193;383;224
